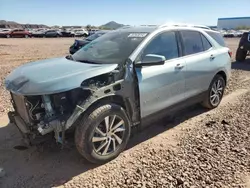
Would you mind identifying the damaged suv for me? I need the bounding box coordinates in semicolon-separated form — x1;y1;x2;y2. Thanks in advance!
5;24;231;164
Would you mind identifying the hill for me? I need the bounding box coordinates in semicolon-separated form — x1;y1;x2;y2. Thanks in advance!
0;20;48;29
100;21;124;29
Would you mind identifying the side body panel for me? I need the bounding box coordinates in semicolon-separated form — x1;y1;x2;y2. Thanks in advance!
136;59;186;118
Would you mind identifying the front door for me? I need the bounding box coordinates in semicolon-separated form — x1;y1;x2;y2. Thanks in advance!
135;31;186;118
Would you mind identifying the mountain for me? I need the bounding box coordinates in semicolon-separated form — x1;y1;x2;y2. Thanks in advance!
100;21;124;29
0;20;48;29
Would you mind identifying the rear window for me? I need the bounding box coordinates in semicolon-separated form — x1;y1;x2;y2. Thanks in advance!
205;31;226;47
180;31;204;55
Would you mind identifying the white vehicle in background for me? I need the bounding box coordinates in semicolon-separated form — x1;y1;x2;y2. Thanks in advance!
72;29;88;37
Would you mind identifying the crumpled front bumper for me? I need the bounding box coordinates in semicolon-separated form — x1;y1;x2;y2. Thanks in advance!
8;111;53;145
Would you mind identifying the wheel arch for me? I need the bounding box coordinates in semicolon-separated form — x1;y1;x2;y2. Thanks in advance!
216;70;227;86
83;94;133;121
68;94;134;130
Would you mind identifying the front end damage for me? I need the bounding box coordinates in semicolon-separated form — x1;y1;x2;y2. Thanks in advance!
6;61;139;146
8;88;91;145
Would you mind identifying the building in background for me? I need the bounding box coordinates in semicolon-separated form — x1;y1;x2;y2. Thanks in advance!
217;17;250;29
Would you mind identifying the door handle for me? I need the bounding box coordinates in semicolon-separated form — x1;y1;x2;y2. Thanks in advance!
210;54;215;60
175;63;184;69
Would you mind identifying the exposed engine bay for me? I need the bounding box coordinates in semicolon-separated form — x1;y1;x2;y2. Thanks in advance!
10;88;90;144
8;68;135;145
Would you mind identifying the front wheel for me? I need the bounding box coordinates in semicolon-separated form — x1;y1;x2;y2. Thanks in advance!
236;48;247;62
202;74;225;109
75;103;131;164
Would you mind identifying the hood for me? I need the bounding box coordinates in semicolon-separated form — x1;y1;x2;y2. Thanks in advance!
5;57;117;96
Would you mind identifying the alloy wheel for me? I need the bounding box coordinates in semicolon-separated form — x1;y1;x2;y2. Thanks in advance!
92;115;126;156
210;79;224;106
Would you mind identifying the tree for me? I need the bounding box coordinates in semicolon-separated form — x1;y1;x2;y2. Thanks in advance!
235;26;250;30
86;24;91;31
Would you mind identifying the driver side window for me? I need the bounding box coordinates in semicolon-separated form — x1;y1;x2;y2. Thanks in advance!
142;31;179;61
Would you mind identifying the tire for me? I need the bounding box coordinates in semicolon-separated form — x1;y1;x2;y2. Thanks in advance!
202;74;225;109
236;48;247;62
6;34;10;38
24;35;29;38
83;33;88;37
75;103;131;164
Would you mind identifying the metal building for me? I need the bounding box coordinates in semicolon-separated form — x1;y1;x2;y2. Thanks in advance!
217;17;250;29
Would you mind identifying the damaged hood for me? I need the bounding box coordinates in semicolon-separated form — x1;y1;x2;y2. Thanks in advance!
5;57;117;95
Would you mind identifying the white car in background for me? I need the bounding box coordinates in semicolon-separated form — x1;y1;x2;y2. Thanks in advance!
72;29;88;37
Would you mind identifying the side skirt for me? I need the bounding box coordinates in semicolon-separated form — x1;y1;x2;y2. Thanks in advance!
139;91;207;129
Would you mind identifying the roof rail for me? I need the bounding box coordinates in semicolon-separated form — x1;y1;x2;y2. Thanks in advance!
158;23;211;30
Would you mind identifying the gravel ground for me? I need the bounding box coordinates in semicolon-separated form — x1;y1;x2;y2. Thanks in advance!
0;38;250;188
63;90;250;188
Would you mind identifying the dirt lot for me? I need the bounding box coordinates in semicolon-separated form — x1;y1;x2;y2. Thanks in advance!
0;38;250;188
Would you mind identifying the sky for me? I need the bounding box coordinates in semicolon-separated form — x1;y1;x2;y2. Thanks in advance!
0;0;249;26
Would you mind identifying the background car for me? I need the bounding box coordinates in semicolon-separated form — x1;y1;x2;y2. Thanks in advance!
0;29;32;38
31;29;47;37
36;30;62;38
60;29;75;37
69;30;108;54
236;32;250;61
88;29;99;35
73;29;88;37
0;29;12;38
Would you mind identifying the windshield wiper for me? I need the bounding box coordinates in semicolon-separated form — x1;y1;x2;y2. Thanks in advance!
76;59;100;64
65;54;74;61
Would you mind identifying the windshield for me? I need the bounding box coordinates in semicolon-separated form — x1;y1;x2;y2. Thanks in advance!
72;31;148;64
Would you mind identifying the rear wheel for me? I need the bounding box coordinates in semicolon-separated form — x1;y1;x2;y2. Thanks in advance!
202;75;225;109
236;48;247;62
6;34;10;38
24;34;29;38
75;103;131;164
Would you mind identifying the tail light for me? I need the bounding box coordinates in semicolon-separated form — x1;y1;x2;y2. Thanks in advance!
228;50;232;58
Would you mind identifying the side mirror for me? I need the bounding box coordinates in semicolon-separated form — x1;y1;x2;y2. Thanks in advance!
137;54;166;67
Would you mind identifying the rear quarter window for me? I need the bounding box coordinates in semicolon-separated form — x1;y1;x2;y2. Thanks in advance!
205;31;226;47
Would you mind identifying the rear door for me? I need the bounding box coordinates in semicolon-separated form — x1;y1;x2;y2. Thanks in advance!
135;31;186;118
180;30;216;98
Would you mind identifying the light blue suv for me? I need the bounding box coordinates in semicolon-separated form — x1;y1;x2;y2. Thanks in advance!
5;24;231;163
